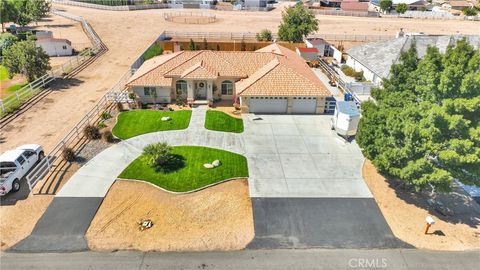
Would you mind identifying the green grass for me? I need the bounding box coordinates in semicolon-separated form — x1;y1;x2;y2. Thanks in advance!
205;110;244;133
5;82;28;93
0;66;8;81
112;110;192;139
119;146;249;192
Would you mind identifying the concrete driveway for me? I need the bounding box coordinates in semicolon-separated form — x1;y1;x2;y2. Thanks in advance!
243;114;372;198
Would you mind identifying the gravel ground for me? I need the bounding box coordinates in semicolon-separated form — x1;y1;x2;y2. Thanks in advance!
86;179;254;252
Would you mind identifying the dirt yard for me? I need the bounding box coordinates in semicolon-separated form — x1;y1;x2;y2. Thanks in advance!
363;160;480;251
86;179;254;252
0;193;53;250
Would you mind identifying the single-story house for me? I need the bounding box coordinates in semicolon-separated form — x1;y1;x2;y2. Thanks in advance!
370;0;430;11
296;47;319;61
341;0;369;11
443;0;475;10
345;35;479;85
126;43;331;114
304;37;330;56
244;0;268;10
35;31;73;57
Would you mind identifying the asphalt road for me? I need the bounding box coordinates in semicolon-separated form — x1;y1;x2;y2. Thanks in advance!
248;198;409;249
2;249;479;270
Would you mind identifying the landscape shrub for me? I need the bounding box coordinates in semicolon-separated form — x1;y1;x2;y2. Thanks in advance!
97;121;107;129
83;125;100;140
62;148;76;162
143;43;164;60
100;111;111;120
102;130;114;142
256;29;273;41
116;102;123;112
143;142;184;173
341;65;364;81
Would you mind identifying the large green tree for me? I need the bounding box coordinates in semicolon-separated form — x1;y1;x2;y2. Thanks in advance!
0;33;19;55
379;0;393;13
357;39;480;192
0;0;15;32
2;40;51;81
395;3;408;14
278;3;318;43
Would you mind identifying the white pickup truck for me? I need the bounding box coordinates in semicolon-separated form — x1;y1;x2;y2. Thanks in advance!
0;144;44;196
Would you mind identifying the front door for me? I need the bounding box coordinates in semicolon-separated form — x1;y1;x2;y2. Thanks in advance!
196;81;207;99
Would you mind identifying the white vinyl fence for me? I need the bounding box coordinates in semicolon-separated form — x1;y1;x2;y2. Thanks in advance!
53;0;168;11
0;10;102;116
26;70;133;192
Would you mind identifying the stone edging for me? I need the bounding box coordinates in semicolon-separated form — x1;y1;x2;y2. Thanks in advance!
117;177;248;195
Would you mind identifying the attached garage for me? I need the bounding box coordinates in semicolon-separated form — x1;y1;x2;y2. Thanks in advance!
249;97;288;114
292;97;317;114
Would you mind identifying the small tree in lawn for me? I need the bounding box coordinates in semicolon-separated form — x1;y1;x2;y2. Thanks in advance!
188;39;196;51
143;143;184;173
379;0;393;13
395;3;408;14
2;40;51;82
278;3;318;43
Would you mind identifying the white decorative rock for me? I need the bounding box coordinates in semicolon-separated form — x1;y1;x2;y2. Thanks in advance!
212;160;221;167
203;163;214;169
161;116;171;121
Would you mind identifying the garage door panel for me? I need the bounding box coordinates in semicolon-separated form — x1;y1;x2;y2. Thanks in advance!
250;97;288;114
292;97;317;114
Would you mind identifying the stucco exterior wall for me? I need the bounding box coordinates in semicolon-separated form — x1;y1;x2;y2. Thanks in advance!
133;86;171;103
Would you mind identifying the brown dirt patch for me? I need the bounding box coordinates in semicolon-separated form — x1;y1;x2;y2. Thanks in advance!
210;100;242;118
363;160;480;251
86;179;254;252
0;194;53;250
0;74;27;98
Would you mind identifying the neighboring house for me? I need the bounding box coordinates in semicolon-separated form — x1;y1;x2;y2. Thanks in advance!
244;0;268;10
35;31;73;57
126;44;331;114
443;0;475;10
296;47;319;61
320;0;343;8
345;35;479;85
370;0;430;11
341;0;369;11
304;38;330;56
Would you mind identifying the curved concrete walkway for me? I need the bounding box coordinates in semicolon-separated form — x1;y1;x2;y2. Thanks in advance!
57;105;245;197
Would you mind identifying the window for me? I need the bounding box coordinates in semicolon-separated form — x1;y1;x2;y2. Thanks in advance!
62;45;67;50
16;156;26;165
176;80;188;95
221;81;233;95
23;151;35;158
144;87;156;96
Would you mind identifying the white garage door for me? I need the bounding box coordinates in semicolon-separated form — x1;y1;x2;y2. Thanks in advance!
292;97;317;114
250;97;288;114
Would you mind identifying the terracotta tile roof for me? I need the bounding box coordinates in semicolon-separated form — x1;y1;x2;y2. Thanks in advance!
181;60;218;79
127;44;330;97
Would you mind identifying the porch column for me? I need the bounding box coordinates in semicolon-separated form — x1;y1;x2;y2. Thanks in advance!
207;80;213;100
187;81;194;102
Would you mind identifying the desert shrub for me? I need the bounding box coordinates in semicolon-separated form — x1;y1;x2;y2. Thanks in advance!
100;111;111;120
62;148;75;162
143;143;184;173
84;125;100;140
102;130;114;142
256;29;273;41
